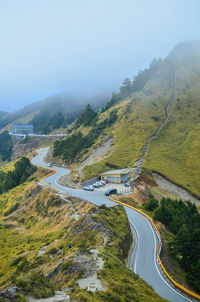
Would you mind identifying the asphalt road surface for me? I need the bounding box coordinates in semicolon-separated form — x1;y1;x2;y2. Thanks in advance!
32;147;193;302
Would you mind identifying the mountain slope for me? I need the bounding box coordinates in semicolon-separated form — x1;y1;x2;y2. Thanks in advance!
81;42;200;197
0;111;7;119
144;41;200;197
54;41;200;197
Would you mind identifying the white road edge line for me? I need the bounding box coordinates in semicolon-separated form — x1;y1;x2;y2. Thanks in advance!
129;221;139;274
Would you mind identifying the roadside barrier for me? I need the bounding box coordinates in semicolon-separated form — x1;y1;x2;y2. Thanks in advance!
117;188;132;195
38;165;58;192
109;196;200;302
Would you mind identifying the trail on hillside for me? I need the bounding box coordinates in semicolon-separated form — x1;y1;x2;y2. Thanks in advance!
135;71;176;176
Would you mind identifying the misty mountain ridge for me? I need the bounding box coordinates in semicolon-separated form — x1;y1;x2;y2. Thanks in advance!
1;40;199;134
0;91;109;133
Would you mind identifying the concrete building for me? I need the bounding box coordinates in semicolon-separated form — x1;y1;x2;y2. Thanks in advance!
100;168;131;183
13;123;34;135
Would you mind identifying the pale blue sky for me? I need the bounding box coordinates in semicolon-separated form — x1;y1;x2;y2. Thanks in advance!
0;0;200;111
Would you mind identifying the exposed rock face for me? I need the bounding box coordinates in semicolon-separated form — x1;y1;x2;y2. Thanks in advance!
47;264;62;279
0;286;20;301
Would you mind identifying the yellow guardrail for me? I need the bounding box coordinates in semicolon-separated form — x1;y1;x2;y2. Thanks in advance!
38;167;59;192
109;196;200;301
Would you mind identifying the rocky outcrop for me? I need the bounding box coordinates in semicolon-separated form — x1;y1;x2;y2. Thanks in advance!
0;286;20;301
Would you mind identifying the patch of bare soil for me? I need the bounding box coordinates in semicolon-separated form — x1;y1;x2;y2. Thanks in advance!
76;235;107;292
12;136;61;160
82;137;113;167
78;137;114;180
58;172;80;189
57;137;114;188
153;172;200;206
27;291;70;302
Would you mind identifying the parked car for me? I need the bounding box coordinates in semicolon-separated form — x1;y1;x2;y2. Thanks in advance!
105;188;117;196
100;180;106;186
83;185;94;191
96;181;103;187
124;182;130;187
93;183;100;188
47;163;52;167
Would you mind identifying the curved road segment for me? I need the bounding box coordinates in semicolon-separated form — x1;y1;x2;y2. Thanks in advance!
32;147;193;302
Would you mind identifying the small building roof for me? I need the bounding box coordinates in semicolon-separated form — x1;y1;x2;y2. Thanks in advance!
101;168;131;176
14;123;33;127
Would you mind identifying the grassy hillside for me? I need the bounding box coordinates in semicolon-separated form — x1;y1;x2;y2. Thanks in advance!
144;41;200;197
82;94;169;180
79;60;174;180
0;177;166;301
66;41;200;198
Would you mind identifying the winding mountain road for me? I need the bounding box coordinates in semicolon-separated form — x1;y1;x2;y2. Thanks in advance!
32;148;193;302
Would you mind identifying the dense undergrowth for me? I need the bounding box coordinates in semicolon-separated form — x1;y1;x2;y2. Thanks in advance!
151;197;200;293
31;110;75;134
0;131;13;161
0;157;36;194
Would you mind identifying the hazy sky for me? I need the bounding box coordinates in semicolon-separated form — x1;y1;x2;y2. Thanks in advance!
0;0;200;112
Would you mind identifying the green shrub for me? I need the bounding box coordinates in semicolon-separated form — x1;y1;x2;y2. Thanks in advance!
151;115;159;121
99;204;107;210
4;202;19;216
15;293;28;302
47;247;58;255
61;260;74;272
10;256;25;266
0;131;13;161
16;271;55;298
0;157;36;194
17;258;32;273
143;195;158;211
153;197;200;293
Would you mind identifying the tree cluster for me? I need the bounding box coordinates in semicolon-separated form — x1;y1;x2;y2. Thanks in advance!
143;194;159;211
31;110;74;134
120;58;163;98
152;197;200;292
53;108;118;163
0;131;13;161
74;104;98;128
102;58;163;112
0;157;36;194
